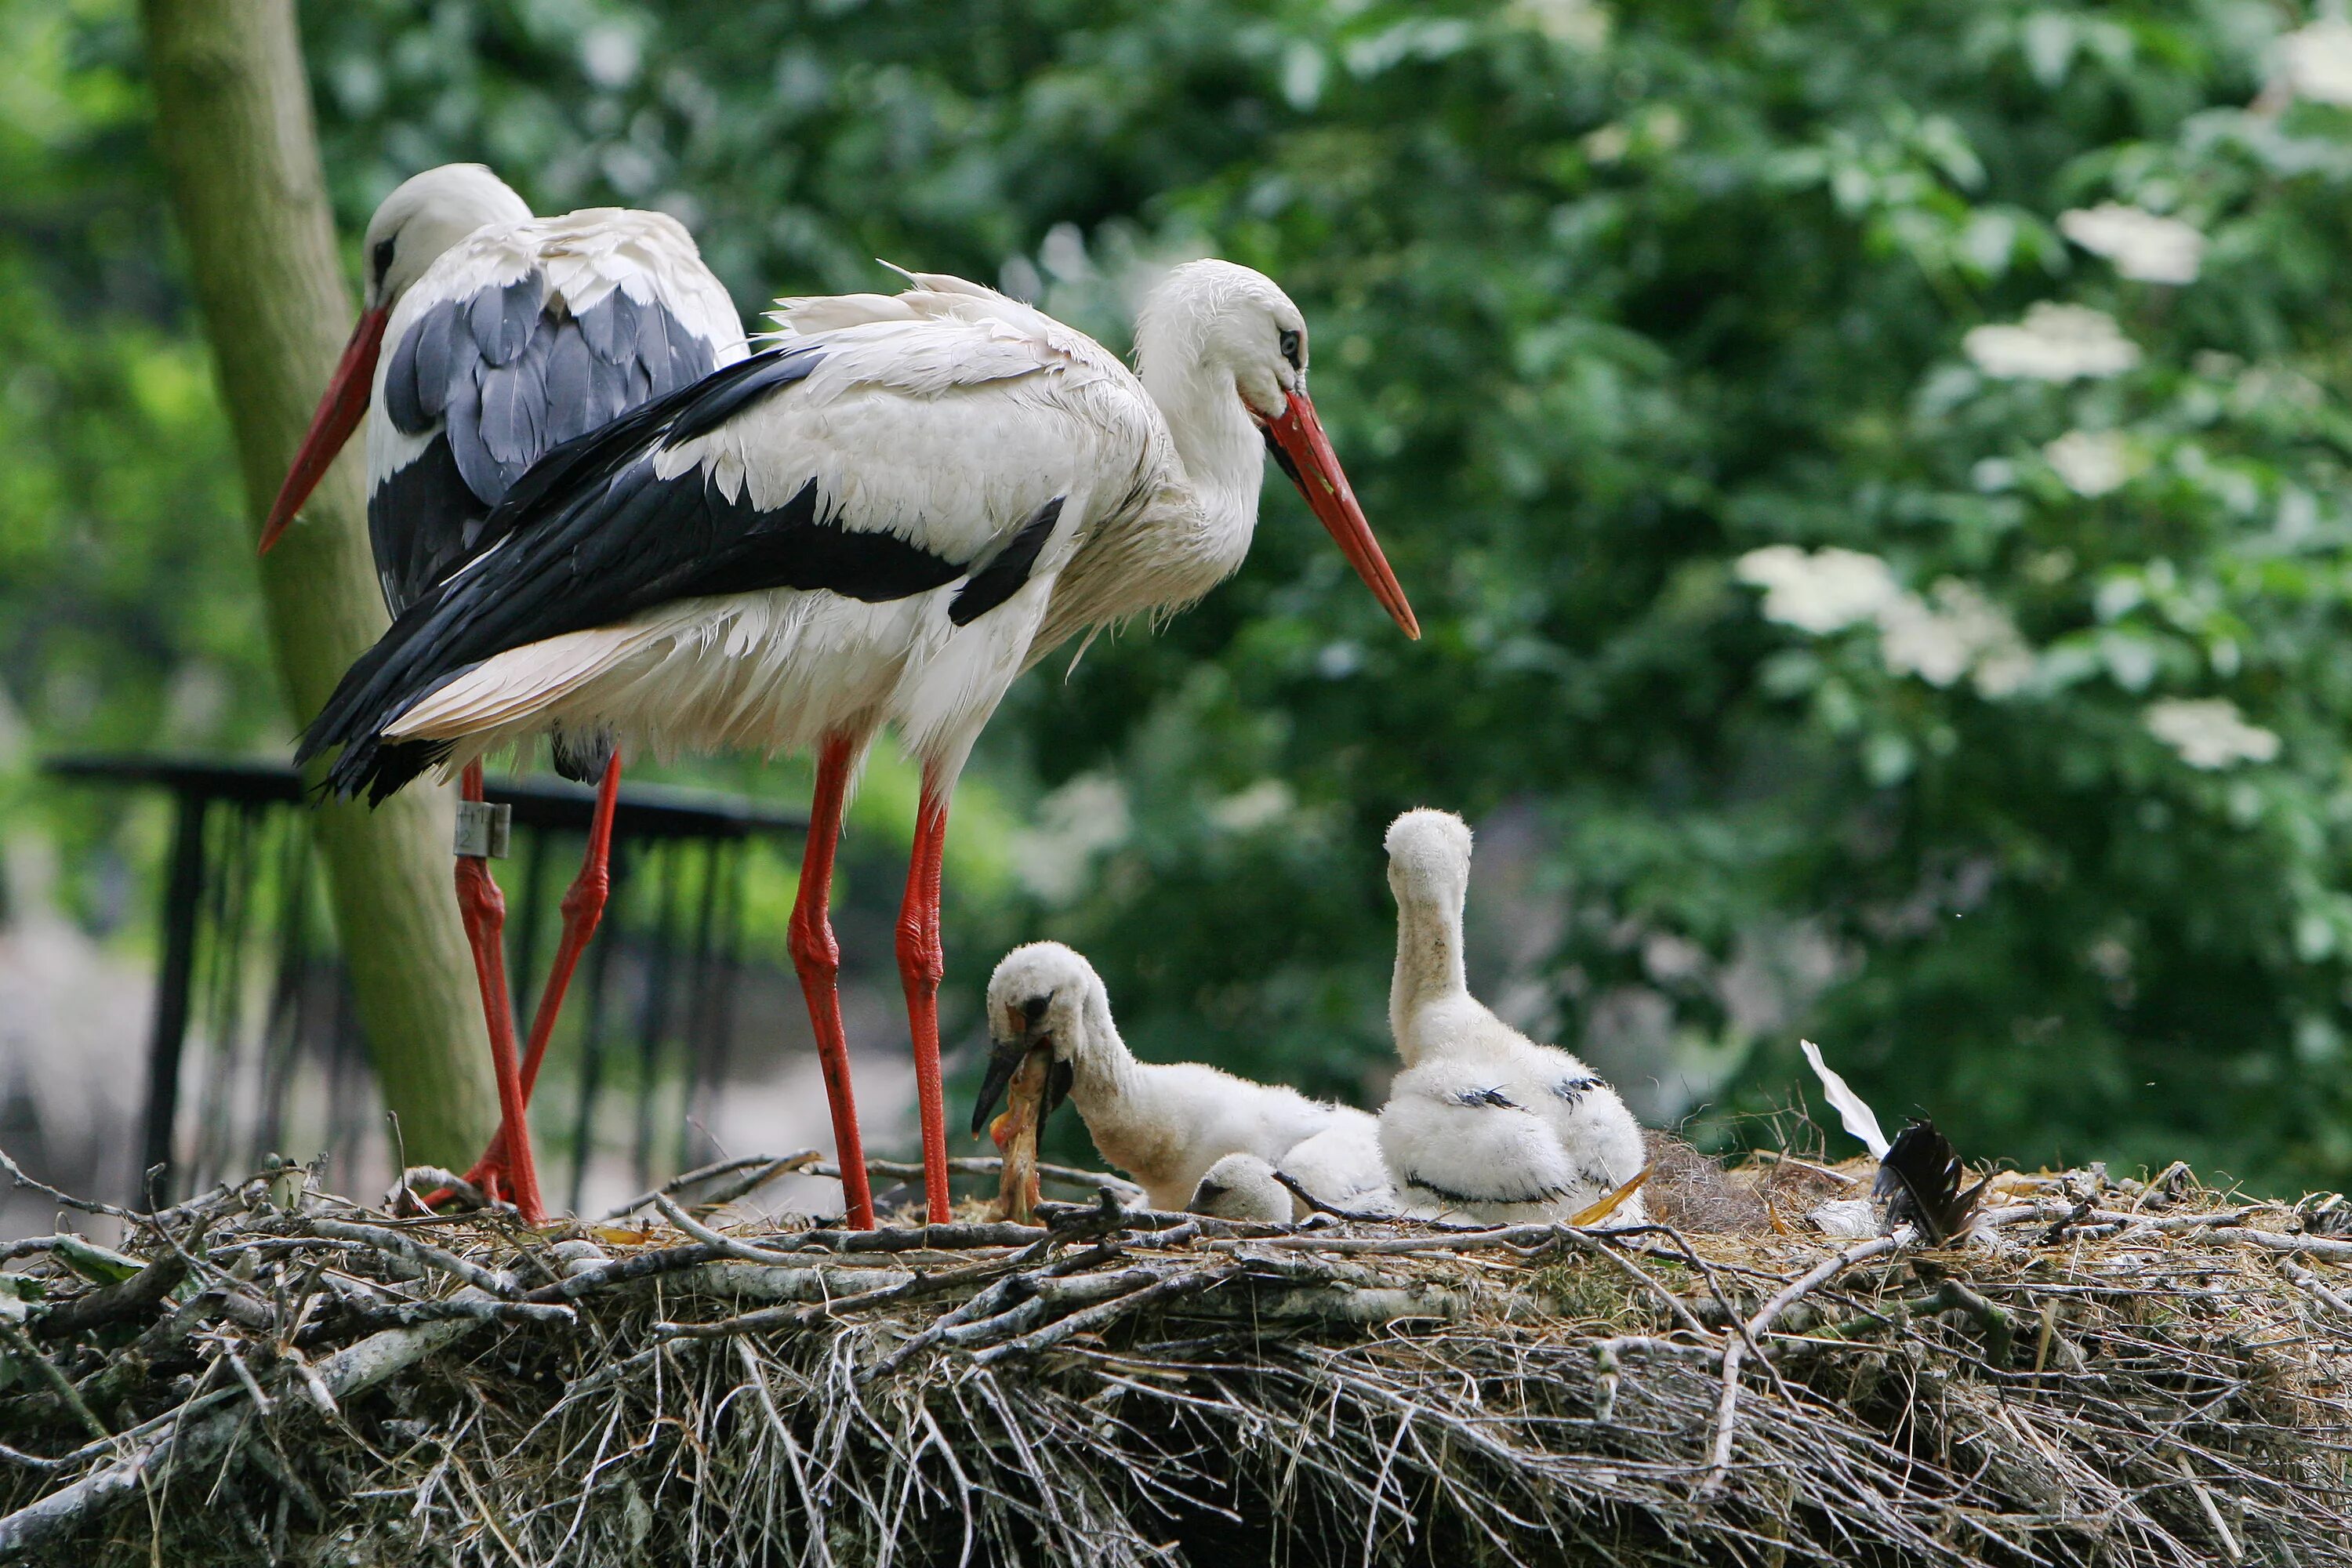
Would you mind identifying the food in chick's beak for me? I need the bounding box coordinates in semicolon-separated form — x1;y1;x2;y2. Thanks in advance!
989;1045;1052;1223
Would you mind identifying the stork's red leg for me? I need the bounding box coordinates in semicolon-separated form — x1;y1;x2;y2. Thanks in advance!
453;762;545;1225
789;734;876;1230
895;779;953;1224
461;752;622;1185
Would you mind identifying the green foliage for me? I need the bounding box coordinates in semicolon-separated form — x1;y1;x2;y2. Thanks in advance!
9;0;2352;1189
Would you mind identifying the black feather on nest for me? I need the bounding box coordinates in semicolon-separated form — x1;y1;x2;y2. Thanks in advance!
1872;1119;1990;1243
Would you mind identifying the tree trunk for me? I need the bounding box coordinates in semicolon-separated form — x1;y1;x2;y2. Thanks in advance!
140;0;496;1167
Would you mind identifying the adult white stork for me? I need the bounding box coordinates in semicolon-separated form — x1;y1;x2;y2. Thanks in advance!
261;164;747;1225
978;942;1392;1216
296;260;1418;1230
1377;811;1649;1225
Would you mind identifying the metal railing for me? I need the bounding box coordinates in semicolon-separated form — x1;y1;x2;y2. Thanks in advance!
44;755;806;1208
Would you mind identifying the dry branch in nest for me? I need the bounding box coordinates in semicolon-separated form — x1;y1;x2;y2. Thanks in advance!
2;1145;2349;1566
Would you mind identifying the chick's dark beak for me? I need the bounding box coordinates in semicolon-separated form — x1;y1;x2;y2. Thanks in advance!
970;994;1054;1138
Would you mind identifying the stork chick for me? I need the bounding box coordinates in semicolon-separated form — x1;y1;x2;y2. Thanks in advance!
1188;1153;1292;1223
1378;811;1647;1225
977;942;1388;1216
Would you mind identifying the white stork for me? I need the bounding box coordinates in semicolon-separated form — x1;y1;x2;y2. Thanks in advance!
978;942;1392;1216
1377;810;1649;1225
297;261;1418;1230
261;164;747;1225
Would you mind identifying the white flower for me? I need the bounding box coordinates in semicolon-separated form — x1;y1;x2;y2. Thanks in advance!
1877;579;2031;695
1734;546;1900;633
2057;204;2204;285
2043;430;2131;497
1963;303;2141;381
1209;779;1294;833
2143;699;2280;769
2279;20;2352;106
1739;553;2034;697
1508;0;1610;48
1011;774;1131;902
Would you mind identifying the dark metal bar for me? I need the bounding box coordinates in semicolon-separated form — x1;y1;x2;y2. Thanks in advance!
44;754;808;840
510;824;557;1027
632;844;684;1182
677;837;725;1173
138;787;209;1199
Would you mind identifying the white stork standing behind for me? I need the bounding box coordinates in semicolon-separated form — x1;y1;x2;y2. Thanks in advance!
978;942;1393;1216
297;262;1419;1229
260;165;748;1227
1377;811;1649;1225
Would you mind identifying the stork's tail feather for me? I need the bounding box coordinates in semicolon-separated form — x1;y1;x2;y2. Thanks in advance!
301;724;453;807
365;740;455;805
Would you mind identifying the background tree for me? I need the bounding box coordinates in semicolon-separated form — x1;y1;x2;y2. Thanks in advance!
132;0;495;1163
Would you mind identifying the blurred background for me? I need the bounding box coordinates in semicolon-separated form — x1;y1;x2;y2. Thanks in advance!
7;0;2352;1228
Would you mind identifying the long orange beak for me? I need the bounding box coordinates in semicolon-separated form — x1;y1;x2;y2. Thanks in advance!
1262;388;1418;640
258;307;388;554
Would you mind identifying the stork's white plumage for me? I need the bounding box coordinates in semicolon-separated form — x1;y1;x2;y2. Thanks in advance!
1377;811;1648;1226
978;943;1391;1217
263;165;750;1226
301;261;1418;1230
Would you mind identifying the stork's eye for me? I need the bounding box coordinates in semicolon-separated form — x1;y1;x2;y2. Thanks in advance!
372;237;397;285
1278;328;1302;368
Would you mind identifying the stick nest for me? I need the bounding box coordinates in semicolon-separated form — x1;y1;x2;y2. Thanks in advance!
2;1148;2350;1566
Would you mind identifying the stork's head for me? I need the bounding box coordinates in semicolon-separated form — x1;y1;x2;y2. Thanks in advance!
258;164;529;554
1385;808;1474;910
1189;1153;1292;1224
971;941;1109;1139
1136;260;1418;641
359;165;530;313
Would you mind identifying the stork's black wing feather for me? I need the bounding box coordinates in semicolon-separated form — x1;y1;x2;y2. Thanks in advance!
301;343;1033;804
369;274;726;612
1872;1119;1989;1243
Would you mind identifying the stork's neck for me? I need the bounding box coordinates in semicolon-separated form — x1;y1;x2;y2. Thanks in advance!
1062;988;1195;1182
1065;985;1146;1112
1142;353;1265;558
1390;879;1471;1068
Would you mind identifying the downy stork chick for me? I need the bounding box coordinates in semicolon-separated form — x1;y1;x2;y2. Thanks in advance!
1379;810;1648;1225
978;942;1388;1216
1189;1153;1291;1223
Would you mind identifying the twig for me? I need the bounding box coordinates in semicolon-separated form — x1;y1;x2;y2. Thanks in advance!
307;1218;518;1298
1697;1334;1746;1500
1746;1235;1908;1341
387;1166;484;1214
221;1345;274;1416
601;1150;821;1220
1268;1170;1394;1223
31;1251;190;1339
972;1265;1240;1365
1748;1149;1862;1187
812;1156;1145;1203
2219;1227;2352;1262
654;1254;1018;1339
0;1144;133;1220
2179;1454;2243;1563
652;1194;811;1265
2279;1259;2352;1317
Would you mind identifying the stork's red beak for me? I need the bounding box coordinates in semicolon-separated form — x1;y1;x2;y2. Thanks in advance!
258;307;388;554
1263;389;1418;640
